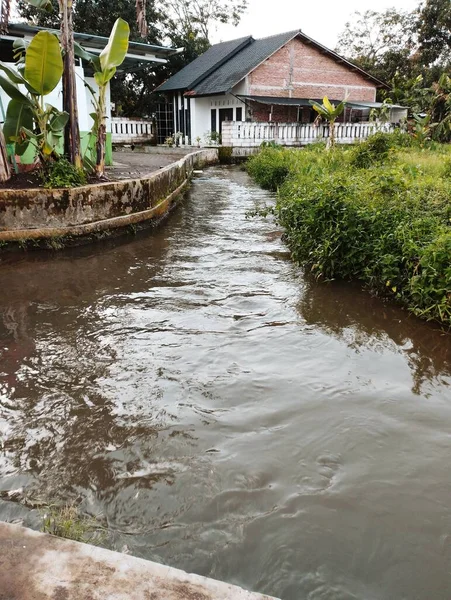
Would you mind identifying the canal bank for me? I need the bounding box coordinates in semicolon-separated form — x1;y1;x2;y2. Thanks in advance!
0;148;217;246
1;522;278;600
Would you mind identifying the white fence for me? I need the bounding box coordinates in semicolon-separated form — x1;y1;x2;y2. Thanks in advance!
221;121;396;147
111;117;154;144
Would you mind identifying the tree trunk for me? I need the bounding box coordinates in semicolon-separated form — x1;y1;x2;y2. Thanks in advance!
60;0;82;169
95;85;107;178
0;127;10;182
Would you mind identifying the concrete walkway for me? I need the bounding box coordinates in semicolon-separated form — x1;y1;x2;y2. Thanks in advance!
0;522;279;600
108;149;194;180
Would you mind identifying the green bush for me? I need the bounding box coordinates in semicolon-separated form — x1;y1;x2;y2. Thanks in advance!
350;132;394;168
248;141;451;327
246;147;293;191
218;146;233;164
43;158;87;189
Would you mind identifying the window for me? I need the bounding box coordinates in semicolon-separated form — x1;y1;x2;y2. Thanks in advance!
211;109;217;133
236;107;243;122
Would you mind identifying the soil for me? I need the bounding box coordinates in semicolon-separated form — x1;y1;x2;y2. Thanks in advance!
0;170;43;190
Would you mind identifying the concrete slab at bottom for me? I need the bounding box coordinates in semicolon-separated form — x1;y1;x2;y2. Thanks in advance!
0;522;280;600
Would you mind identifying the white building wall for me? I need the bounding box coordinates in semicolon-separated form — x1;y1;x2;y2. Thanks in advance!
190;91;247;142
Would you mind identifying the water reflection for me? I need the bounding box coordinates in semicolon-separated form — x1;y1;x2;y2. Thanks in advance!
298;277;451;394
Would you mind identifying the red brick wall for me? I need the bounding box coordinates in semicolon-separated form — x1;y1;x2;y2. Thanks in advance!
248;37;376;103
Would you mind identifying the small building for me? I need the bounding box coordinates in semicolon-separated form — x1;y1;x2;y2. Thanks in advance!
0;23;179;163
156;29;405;145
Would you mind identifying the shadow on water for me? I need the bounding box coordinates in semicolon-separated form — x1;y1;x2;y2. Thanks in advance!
1;166;451;600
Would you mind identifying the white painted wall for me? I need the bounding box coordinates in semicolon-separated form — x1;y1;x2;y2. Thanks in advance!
191;91;247;142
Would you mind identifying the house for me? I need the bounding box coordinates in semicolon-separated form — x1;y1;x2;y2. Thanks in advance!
156;29;405;145
0;23;180;163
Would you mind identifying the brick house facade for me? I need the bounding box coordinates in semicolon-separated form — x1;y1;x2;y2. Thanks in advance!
156;30;388;143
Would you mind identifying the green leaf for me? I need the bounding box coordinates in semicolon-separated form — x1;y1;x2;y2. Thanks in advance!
49;111;69;132
0;74;33;105
94;67;116;87
3;99;34;143
74;42;96;63
25;31;63;96
323;96;334;112
99;18;129;72
0;61;27;85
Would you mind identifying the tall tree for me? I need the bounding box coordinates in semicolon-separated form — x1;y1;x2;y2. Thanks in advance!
158;0;247;43
336;9;417;84
417;0;451;65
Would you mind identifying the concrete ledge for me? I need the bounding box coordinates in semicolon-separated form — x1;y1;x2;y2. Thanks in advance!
0;522;279;600
0;149;218;242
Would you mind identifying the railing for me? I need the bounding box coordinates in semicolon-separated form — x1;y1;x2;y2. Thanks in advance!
221;121;396;147
111;117;154;144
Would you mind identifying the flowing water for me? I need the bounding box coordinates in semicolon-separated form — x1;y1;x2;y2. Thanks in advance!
1;166;451;599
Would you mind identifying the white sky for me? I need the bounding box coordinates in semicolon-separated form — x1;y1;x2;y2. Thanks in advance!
212;0;419;49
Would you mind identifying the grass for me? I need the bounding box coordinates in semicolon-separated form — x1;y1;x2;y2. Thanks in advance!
41;503;106;544
247;133;451;328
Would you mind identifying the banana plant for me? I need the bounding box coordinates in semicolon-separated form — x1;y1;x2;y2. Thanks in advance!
76;18;129;178
0;30;69;166
309;96;347;149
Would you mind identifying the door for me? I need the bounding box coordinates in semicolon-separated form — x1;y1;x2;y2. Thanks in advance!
219;108;234;133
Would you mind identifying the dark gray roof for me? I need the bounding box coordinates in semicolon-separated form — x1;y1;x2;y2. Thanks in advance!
157;36;252;92
193;30;298;95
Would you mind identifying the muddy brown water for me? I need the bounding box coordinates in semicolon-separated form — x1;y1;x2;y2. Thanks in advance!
1;166;451;600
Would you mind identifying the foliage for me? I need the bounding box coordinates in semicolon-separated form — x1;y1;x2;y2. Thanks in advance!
218;146;233;164
42;158;87;188
79;18;130;177
417;0;451;65
336;8;417;83
0;31;68;164
309;96;346;148
158;0;248;43
247;147;293;190
41;503;105;544
247;142;451;327
350;132;394;168
18;0;248;118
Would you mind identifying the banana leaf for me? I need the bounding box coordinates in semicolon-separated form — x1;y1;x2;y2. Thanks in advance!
99;18;129;72
24;31;63;96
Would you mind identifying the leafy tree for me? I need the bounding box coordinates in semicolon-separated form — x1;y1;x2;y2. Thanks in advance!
417;0;451;65
336;9;417;83
158;0;247;43
310;96;346;149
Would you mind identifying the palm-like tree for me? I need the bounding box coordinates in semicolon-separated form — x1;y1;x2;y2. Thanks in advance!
310;96;347;149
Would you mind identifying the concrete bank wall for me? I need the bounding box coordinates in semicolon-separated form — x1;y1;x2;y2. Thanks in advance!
0;149;218;242
0;522;279;600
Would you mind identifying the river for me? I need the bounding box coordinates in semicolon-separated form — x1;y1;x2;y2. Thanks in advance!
1;166;451;599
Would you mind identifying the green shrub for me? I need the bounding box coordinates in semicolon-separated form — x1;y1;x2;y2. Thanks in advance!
248;140;451;328
350;132;394;168
218;146;233;164
43;158;87;189
247;147;294;190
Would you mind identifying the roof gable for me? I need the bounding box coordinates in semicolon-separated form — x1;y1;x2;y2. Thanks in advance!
193;30;299;96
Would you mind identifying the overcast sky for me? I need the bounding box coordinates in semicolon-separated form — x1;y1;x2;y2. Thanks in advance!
212;0;419;49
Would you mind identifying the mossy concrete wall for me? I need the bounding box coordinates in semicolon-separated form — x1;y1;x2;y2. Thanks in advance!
0;149;217;242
